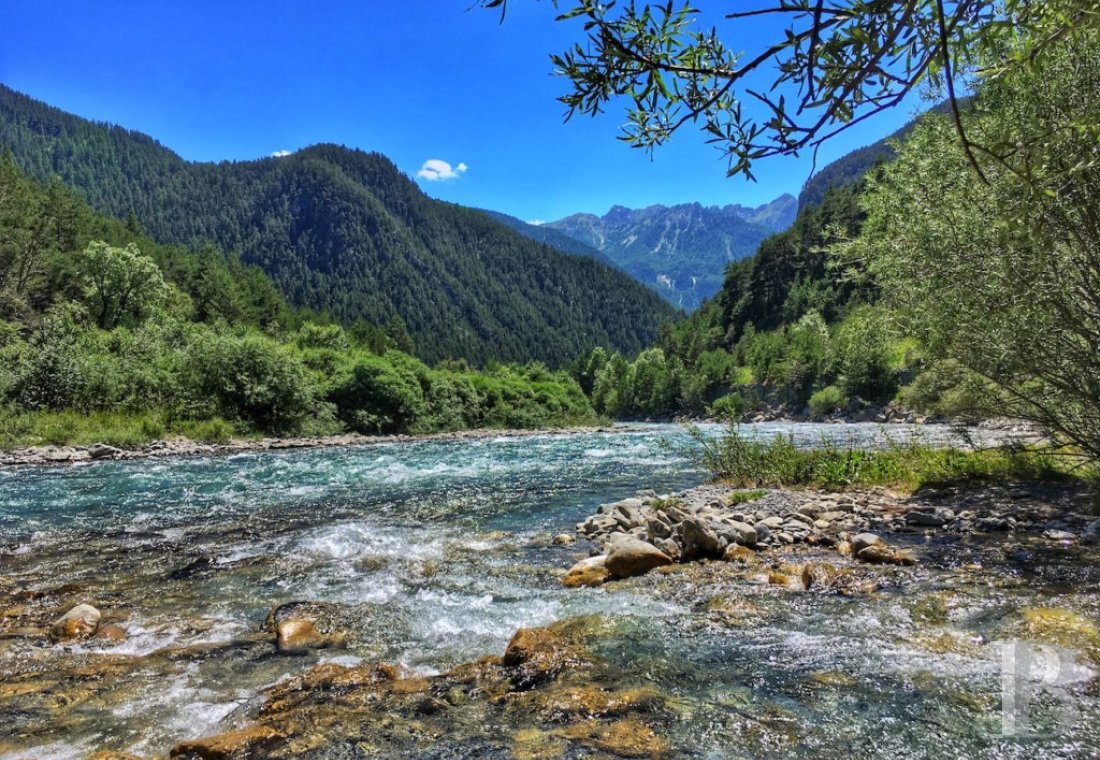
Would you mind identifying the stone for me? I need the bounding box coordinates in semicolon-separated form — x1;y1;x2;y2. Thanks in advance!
720;520;758;546
722;544;758;565
169;725;283;759
88;752;147;760
857;545;916;566
552;534;576;546
276;618;327;654
554;718;669;758
88;443;124;460
605;538;672;579
645;515;672;541
95;623;128;644
906;510;946;528
680;516;721;560
1042;529;1076;541
50;603;101;641
562;556;610;588
851;533;884;555
975;516;1011;532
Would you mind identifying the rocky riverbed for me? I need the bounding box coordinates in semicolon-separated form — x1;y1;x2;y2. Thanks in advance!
1;423;1097;758
564;479;1100;586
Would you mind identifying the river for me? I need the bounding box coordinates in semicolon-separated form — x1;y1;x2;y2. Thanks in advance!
1;423;1097;758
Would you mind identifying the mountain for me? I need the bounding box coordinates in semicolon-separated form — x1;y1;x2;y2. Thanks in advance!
476;210;620;269
544;196;797;310
0;85;675;366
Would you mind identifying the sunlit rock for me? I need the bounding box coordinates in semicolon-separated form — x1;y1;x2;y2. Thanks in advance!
605;538;672;578
169;725;284;759
49;603;101;641
562;555;610;588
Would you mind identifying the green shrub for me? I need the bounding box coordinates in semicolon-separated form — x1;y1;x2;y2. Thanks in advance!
808;385;847;417
184;332;317;433
689;426;1073;492
179;417;236;444
707;393;746;421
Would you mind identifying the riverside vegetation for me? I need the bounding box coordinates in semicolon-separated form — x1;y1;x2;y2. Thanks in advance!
0;154;598;449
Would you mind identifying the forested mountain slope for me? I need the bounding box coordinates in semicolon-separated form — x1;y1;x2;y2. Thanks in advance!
0;85;674;365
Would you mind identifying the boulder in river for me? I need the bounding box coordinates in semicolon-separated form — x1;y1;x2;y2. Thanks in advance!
562;556;610;588
169;724;284;759
263;600;343;654
276;619;327;654
851;533;885;555
604;538;672;579
50;603;101;641
679;517;721;560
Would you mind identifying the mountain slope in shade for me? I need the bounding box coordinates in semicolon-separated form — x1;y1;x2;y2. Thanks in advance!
0;85;675;366
544;196;797;310
797;99;967;209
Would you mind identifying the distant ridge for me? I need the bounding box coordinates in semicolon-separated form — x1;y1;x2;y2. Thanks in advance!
543;196;797;310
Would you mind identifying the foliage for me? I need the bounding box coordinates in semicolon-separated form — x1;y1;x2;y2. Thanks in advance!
846;27;1100;457
0;160;604;448
0;86;674;366
484;0;1098;178
808;386;846;418
727;489;767;506
689;427;1071;492
80;241;168;329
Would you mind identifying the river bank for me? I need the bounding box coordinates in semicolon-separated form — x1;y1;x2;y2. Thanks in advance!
0;425;630;468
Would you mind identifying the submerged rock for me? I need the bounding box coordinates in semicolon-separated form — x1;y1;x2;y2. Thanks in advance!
275;619;327;654
605;538;672;579
50;603;101;641
170;725;284;759
94;623;128;644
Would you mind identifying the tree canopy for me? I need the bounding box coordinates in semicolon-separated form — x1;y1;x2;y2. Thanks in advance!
485;0;1099;179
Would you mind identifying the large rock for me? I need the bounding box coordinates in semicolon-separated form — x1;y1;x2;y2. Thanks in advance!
562;556;610;588
906;510;947;527
50;603;101;641
605;539;671;579
857;545;917;566
718;520;758;546
263;601;341;654
170;725;283;759
276;619;327;654
679;517;721;560
851;533;885;556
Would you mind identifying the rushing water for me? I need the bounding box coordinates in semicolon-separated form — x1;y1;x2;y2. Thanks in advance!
0;423;1097;758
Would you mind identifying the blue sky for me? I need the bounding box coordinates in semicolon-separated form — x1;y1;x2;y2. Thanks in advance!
2;1;927;222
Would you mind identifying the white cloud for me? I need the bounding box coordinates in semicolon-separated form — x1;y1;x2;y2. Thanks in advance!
271;149;292;158
526;219;546;226
416;159;467;181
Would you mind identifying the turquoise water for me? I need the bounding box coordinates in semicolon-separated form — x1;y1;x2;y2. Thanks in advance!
1;423;1096;758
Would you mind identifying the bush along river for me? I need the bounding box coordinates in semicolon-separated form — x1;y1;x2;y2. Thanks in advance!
0;423;1098;759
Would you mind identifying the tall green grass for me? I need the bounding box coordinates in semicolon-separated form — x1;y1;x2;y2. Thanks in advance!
0;406;247;449
687;426;1073;492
